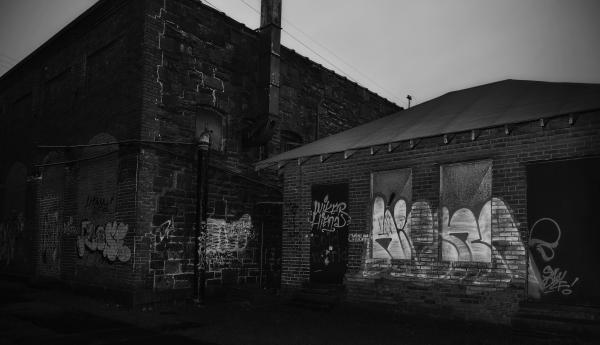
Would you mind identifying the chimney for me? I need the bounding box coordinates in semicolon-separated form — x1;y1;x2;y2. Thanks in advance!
254;0;281;151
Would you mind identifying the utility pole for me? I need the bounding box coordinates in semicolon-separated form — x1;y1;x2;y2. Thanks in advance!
194;126;211;304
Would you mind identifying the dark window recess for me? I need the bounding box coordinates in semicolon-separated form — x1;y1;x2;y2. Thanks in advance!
196;109;224;151
280;130;303;152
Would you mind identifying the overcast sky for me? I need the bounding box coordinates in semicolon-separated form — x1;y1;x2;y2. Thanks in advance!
1;0;599;106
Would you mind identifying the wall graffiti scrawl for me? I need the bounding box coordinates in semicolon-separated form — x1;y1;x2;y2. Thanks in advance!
309;183;350;284
198;214;255;271
205;214;254;253
76;221;131;262
371;168;413;260
440;160;492;263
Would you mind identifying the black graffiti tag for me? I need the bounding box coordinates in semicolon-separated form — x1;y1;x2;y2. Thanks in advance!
309;194;350;233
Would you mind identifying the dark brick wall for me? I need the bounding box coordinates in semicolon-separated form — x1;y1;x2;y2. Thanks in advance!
0;0;145;291
281;110;600;324
279;47;400;148
0;0;398;299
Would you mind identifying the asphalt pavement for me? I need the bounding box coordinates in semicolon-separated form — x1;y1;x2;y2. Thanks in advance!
0;277;594;345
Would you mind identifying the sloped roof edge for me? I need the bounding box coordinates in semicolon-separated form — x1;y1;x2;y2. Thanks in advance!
256;79;600;170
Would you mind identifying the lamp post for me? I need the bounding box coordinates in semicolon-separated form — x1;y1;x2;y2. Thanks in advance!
194;127;211;304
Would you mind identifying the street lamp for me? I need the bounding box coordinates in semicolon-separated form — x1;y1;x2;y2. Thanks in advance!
194;126;211;304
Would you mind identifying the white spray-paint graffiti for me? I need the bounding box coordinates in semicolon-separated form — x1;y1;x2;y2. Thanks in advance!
361;198;523;291
527;218;580;298
76;221;131;262
206;214;254;253
440;161;492;263
372;196;413;260
440;203;492;263
198;214;254;271
155;218;175;243
348;233;369;243
309;195;350;233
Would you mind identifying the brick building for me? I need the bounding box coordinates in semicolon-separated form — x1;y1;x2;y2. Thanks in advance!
0;0;399;303
257;80;600;325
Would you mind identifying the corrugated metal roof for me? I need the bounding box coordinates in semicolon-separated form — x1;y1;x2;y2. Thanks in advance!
256;79;600;169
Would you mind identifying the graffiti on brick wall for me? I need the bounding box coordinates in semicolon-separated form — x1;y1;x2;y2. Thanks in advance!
371;168;413;260
440;161;492;263
310;183;350;283
41;212;60;265
528;218;579;299
0;213;24;265
76;221;131;262
198;214;254;271
84;195;115;213
206;214;253;253
155;218;175;243
526;157;600;305
361;197;524;291
309;195;350;233
348;233;369;243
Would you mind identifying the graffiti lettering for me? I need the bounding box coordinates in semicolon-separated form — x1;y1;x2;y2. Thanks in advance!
348;233;369;243
206;214;253;253
372;197;413;260
309;194;350;233
76;221;131;262
541;265;579;295
84;195;115;213
440;204;492;263
155;218;175;243
204;251;234;270
362;198;521;292
529;218;561;262
528;218;581;298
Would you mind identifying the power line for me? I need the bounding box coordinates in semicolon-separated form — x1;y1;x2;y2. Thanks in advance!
0;58;16;66
203;0;222;12
0;61;14;70
238;0;260;14
0;53;18;63
237;0;359;83
236;0;403;104
281;29;358;84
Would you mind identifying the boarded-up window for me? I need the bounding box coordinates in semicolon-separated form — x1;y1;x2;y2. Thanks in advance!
371;169;413;260
440;160;492;263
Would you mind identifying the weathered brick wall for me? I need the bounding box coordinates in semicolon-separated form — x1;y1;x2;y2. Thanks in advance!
137;0;398;296
279;47;400;148
281;110;600;324
0;0;145;292
137;0;276;296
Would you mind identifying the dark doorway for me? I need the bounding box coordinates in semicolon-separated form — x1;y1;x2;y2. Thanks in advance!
254;203;282;289
309;183;350;285
527;156;600;306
